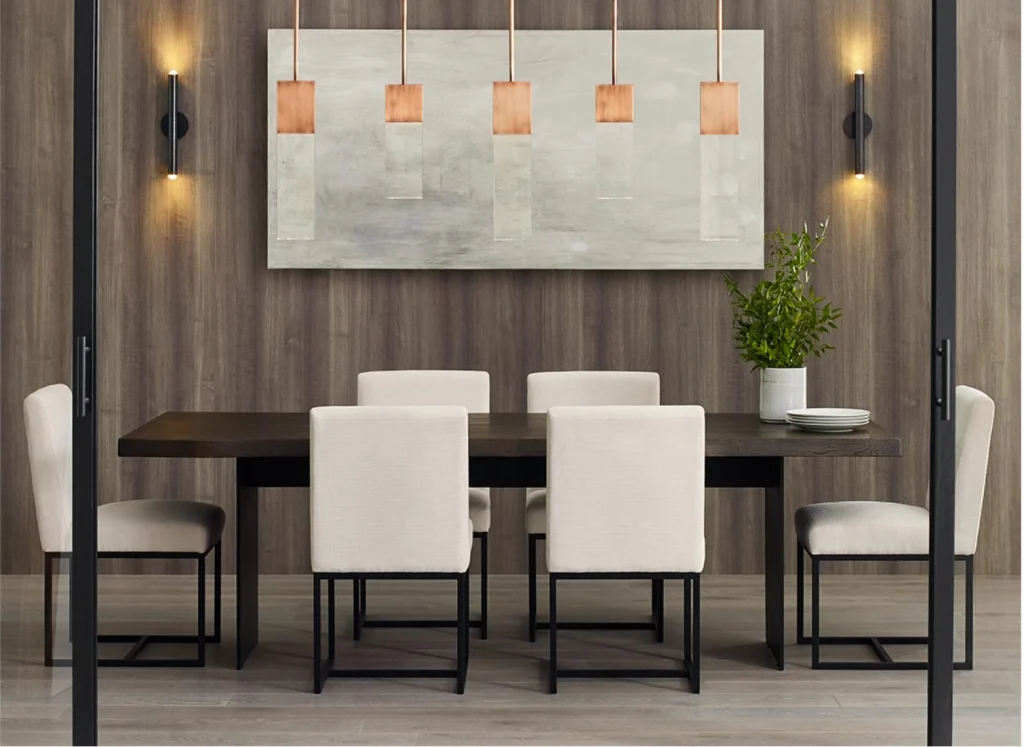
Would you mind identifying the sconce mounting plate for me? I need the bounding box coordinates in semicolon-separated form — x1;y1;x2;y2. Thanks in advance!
160;112;190;139
843;112;873;139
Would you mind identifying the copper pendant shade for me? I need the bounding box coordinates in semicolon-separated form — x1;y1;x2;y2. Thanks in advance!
700;0;739;135
595;0;634;124
385;0;423;124
493;0;531;135
277;0;315;134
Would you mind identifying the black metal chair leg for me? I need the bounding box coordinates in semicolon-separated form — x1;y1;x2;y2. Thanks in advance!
811;557;821;669
549;575;558;695
965;555;974;669
796;543;805;643
456;573;468;694
328;578;336;661
691;574;701;694
214;542;222;643
479;533;489;640
683;577;691;666
352;579;362;641
528;535;538;643
44;553;54;667
196;555;206;667
313;575;323;694
654;579;665;643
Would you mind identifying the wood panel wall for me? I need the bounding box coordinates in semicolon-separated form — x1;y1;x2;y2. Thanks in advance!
1;0;1019;576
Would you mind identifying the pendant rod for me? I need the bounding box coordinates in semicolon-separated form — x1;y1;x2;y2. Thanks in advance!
612;0;618;85
293;0;300;81
402;0;408;84
716;0;723;83
509;0;515;82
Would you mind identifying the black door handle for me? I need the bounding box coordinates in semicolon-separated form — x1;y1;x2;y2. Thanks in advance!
75;336;90;418
936;338;952;421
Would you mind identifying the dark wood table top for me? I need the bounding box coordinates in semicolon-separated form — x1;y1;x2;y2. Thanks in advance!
118;412;901;460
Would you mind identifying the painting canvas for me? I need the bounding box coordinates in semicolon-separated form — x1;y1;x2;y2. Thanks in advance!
267;30;764;270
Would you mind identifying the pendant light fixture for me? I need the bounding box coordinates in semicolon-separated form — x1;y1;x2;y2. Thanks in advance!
276;0;316;239
595;0;634;199
700;0;739;135
492;0;532;240
384;0;424;199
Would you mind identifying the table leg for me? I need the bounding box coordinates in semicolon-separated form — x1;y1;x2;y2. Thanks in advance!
235;460;259;670
764;458;785;670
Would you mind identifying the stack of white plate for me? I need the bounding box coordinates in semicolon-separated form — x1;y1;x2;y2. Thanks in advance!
786;408;870;433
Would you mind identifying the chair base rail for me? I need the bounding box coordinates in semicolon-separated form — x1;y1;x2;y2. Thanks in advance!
796;545;974;671
315;571;470;695
44;545;221;669
547;572;700;695
355;533;488;640
529;535;665;643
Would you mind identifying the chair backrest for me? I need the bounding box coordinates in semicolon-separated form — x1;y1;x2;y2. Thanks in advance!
358;370;489;412
527;371;660;412
952;385;996;555
546;405;705;574
310;406;471;574
23;384;73;553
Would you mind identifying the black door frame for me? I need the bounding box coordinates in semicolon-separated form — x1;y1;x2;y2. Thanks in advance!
928;0;958;744
68;1;960;744
71;0;100;743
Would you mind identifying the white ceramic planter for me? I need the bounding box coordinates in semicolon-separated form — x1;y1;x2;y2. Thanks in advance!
760;367;807;423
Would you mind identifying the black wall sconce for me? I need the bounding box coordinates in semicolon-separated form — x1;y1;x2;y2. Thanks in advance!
843;70;872;179
160;71;190;180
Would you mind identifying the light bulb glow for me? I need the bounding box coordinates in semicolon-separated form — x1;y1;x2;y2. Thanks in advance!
855;69;864;76
855;173;865;180
168;173;178;180
169;69;178;76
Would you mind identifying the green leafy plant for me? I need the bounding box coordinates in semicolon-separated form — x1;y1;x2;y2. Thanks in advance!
724;218;841;370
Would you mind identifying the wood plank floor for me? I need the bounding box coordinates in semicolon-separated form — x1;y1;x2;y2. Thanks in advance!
1;575;1019;746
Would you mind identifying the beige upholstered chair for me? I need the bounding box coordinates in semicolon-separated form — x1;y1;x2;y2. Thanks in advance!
310;405;472;694
795;385;996;670
525;371;661;642
545;405;705;693
355;370;491;638
25;384;224;667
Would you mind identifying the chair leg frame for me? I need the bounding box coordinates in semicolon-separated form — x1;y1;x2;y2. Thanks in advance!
795;544;974;671
548;572;700;695
355;532;487;640
44;543;222;668
528;534;662;642
315;571;469;694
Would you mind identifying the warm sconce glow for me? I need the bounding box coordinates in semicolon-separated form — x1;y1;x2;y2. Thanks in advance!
167;174;178;181
855;173;865;180
169;69;178;76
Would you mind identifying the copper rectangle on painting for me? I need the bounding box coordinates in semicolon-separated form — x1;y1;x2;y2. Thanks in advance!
277;80;316;134
385;84;424;123
493;81;532;135
700;81;739;135
595;84;634;123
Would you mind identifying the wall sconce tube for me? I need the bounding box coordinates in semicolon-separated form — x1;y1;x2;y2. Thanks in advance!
160;71;190;180
843;70;873;179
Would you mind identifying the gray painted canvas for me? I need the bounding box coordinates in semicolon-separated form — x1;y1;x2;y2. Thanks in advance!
385;122;424;200
267;30;764;270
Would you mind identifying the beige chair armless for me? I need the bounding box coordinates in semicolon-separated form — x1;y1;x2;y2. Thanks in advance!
26;384;224;667
794;385;995;670
525;371;661;642
354;370;491;639
310;405;472;694
545;405;706;694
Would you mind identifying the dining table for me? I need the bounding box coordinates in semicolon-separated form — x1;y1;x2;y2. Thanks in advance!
118;411;901;671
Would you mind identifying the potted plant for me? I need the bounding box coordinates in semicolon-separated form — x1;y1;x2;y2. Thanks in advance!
724;218;842;423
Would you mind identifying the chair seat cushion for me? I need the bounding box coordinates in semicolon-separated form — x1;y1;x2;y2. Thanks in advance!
469;488;491;534
98;500;225;555
525;489;546;536
795;501;936;556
